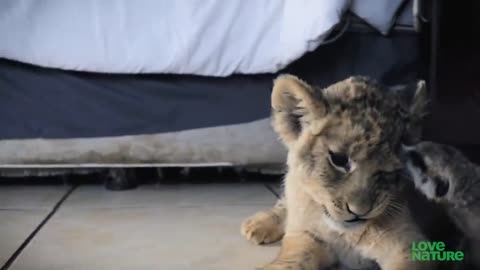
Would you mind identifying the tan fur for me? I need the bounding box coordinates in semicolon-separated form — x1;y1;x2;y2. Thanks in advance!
242;75;435;270
241;198;286;245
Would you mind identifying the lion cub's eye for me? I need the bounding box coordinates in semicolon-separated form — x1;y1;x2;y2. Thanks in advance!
328;150;350;172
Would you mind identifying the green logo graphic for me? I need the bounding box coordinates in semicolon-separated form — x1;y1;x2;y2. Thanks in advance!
411;241;464;261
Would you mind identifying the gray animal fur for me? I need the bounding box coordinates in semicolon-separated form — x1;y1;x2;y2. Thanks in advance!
401;141;480;268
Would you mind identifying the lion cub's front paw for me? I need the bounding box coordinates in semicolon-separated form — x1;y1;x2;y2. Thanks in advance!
241;211;284;245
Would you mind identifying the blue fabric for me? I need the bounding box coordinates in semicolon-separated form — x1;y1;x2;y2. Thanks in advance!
0;32;420;139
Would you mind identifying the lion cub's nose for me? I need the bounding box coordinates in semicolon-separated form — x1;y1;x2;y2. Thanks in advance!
346;202;372;217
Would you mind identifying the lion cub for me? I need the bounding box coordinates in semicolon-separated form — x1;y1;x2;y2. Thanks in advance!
402;141;480;268
241;75;435;270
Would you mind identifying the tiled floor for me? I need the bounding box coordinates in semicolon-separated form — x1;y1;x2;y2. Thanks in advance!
0;183;280;270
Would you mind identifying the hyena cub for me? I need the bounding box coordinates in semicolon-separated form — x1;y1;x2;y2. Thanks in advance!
401;141;480;268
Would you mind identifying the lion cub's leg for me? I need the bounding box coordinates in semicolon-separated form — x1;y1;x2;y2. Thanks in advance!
257;231;336;270
241;197;286;245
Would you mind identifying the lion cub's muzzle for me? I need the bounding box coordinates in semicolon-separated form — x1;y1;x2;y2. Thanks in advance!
325;191;384;230
343;202;372;224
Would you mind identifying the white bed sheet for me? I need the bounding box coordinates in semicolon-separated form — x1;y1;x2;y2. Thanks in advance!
0;0;347;76
350;0;408;35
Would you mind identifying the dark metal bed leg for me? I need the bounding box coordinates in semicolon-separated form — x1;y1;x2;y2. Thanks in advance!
104;168;138;190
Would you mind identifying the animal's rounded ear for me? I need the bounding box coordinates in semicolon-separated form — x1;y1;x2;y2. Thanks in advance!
271;74;327;147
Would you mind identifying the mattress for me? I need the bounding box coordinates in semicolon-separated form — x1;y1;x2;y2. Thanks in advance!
0;0;417;76
0;0;348;76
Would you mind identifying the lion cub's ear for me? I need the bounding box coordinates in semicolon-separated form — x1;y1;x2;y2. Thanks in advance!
271;74;327;148
410;81;428;118
389;80;429;144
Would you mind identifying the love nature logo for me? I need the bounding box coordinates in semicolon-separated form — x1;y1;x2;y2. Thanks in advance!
411;241;464;262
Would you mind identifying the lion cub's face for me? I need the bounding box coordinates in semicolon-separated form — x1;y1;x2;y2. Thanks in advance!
271;75;427;231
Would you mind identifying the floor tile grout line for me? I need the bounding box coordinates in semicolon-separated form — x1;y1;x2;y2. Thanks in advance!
0;209;49;212
0;185;78;270
264;184;280;199
56;203;277;211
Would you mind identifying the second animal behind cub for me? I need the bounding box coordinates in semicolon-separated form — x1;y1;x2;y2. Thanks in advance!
401;141;480;269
